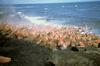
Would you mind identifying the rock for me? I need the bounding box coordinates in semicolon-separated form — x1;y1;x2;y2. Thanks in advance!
44;61;55;66
98;43;100;48
71;47;79;51
0;56;11;63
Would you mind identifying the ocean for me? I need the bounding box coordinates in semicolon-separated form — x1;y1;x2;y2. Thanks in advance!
0;1;100;34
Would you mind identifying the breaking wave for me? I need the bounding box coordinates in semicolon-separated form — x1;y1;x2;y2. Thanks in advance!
15;12;92;33
2;11;95;34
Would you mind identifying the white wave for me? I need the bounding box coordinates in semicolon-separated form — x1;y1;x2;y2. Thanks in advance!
17;12;22;14
74;5;78;8
15;12;69;28
23;15;88;30
44;8;48;10
61;5;65;8
13;12;92;34
17;12;25;17
25;16;48;24
24;16;61;27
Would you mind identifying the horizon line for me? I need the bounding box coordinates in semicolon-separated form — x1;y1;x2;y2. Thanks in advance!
0;0;100;5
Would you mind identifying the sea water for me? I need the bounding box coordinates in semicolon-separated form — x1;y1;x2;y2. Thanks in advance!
0;1;100;34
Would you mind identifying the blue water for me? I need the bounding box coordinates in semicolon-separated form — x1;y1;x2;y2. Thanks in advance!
0;1;100;34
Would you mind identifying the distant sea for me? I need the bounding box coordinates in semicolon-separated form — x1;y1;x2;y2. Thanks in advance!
0;1;100;34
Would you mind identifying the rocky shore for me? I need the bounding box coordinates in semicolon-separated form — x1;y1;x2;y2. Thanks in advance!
0;23;100;66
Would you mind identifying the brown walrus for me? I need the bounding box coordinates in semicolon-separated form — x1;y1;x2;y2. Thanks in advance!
0;56;11;64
